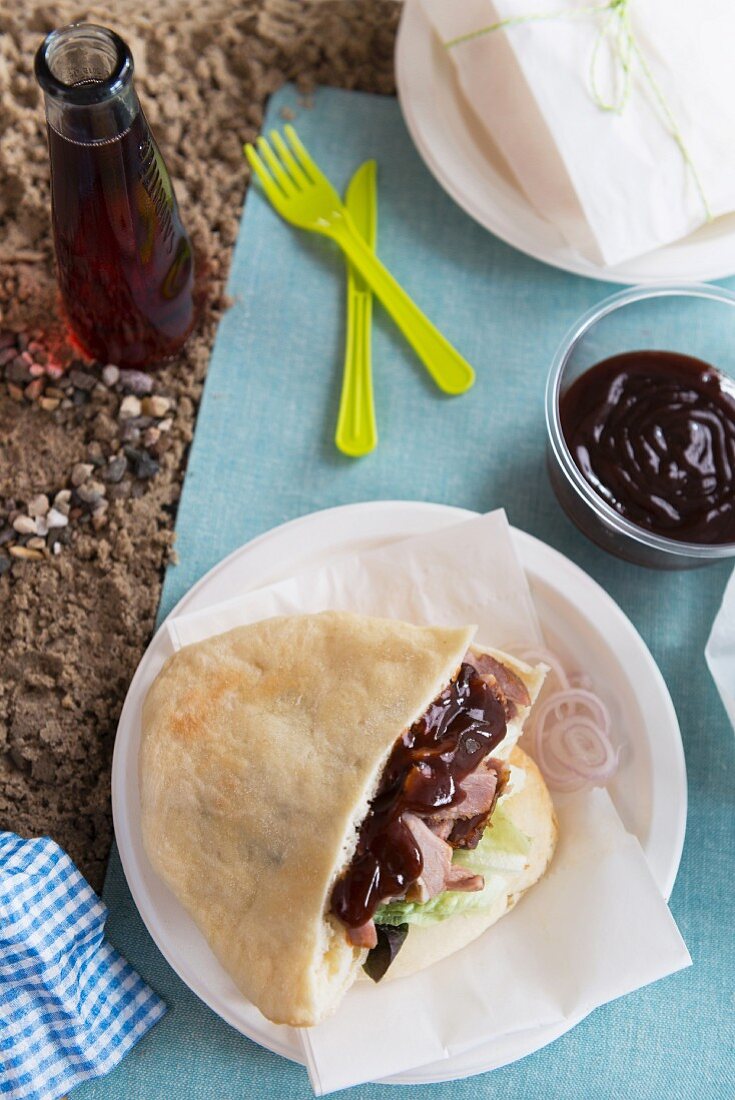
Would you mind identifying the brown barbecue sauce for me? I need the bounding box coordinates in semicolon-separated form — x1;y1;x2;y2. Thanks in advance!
330;663;507;930
560;351;735;544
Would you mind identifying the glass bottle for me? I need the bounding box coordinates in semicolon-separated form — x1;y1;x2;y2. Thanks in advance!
34;23;195;369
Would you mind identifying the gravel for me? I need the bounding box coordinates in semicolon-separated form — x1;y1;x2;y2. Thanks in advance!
0;0;398;890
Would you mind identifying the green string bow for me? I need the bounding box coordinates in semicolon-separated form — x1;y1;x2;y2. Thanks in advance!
446;0;711;220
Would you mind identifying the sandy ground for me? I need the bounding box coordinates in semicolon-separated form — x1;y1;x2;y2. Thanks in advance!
0;0;399;889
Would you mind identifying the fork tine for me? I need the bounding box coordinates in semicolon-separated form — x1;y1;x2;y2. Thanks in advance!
244;143;283;207
256;136;296;196
270;130;309;188
283;125;321;183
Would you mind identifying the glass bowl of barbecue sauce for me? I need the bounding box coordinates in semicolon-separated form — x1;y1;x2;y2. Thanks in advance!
546;284;735;568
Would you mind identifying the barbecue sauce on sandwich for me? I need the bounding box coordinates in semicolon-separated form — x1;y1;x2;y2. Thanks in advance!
560;350;735;544
330;662;508;931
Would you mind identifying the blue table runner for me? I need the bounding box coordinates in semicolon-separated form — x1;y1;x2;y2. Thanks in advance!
77;85;735;1100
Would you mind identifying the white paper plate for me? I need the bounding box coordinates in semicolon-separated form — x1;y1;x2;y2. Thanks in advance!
112;501;686;1084
395;0;735;285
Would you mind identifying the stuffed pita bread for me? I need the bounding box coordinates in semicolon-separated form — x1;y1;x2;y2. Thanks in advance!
140;611;556;1027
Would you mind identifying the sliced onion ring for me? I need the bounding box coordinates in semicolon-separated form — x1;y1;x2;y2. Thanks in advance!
514;646;619;792
513;646;570;692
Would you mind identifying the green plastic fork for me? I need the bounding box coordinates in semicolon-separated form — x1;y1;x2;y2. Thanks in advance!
244;126;475;396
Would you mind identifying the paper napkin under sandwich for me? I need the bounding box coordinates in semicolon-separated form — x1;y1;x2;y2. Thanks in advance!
163;511;690;1094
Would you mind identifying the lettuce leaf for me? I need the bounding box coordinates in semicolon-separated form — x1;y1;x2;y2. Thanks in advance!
454;807;531;875
374;808;531;928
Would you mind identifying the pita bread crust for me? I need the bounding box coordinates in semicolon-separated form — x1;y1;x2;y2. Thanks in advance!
139;611;475;1027
367;746;557;982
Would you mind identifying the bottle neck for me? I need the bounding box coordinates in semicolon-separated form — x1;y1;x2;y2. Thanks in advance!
35;23;140;144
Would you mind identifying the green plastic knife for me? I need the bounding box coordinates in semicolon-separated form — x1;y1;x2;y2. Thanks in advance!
335;160;378;457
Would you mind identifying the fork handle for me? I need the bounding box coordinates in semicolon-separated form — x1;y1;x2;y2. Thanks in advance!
332;222;475;395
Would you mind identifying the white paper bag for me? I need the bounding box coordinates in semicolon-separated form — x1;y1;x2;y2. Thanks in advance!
422;0;735;265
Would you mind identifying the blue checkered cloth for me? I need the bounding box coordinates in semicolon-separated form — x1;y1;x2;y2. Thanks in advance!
0;833;166;1100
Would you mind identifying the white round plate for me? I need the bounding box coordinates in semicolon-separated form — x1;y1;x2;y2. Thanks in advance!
112;501;686;1084
395;0;735;285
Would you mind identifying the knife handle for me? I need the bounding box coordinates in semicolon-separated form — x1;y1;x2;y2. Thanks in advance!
335;270;377;457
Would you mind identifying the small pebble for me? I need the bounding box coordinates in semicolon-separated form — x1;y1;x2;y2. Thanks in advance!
7;383;24;402
46;508;69;529
20;351;34;366
0;555;11;576
119;394;142;419
60;398;73;410
53;489;72;514
72;389;89;406
71;462;94;487
103;454;128;483
39;397;61;412
16;333;29;351
118;369;153;395
0;347;17;367
45;387;65;399
158;417;173;432
92;412;118;442
27;494;49;518
45;363;65;381
0;331;16;349
87;441;105;465
29;363;46;378
119;422;141;444
27;536;46;551
9;545;44;561
141;395;171;418
34;517;48;537
143;427;160;448
13;515;36;535
0;526;15;547
52;542;62;556
24;379;44;401
124;446;159;480
102;364;120;387
107;480;132;500
76;479;106;506
7;358;32;385
91;499;109;530
69;367;98;391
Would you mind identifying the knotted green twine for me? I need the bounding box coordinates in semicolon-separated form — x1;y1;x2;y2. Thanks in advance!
445;0;712;221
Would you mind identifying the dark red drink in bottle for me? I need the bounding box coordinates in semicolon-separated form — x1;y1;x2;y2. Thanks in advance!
35;24;195;368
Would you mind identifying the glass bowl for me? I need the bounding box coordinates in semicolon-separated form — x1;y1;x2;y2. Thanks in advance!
545;284;735;569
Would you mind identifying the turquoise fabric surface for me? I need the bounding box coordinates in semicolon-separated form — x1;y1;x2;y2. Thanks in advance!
76;85;734;1099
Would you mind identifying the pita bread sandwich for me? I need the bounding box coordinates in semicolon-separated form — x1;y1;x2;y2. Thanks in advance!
140;611;556;1027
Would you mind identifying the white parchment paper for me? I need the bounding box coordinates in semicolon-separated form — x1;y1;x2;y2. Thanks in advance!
166;511;690;1094
706;566;735;733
